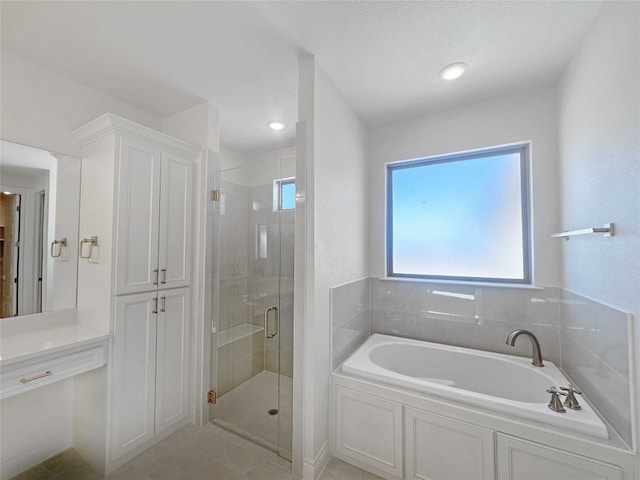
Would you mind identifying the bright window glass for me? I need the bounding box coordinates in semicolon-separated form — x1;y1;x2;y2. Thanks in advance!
281;181;296;210
274;178;295;211
387;145;531;283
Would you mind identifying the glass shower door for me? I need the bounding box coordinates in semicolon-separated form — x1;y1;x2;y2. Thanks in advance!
210;155;294;461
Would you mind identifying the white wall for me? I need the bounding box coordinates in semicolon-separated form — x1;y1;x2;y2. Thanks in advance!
1;51;161;156
298;57;369;477
248;146;296;186
558;0;640;464
368;87;562;287
50;155;81;311
219;144;296;186
220;145;249;171
161;102;219;152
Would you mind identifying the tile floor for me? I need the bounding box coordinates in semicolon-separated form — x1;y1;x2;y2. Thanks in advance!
11;423;382;480
215;371;293;459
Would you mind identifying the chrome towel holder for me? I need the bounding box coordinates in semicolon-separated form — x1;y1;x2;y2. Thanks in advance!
552;223;614;240
80;236;98;258
50;238;68;257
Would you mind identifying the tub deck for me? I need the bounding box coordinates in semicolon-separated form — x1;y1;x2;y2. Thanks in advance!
342;334;608;439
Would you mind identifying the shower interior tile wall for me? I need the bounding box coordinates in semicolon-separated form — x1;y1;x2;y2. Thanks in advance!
330;277;633;446
247;183;295;378
219;180;250;334
218;179;257;396
217;179;295;397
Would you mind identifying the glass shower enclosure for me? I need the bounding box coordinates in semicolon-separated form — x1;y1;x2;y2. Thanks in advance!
210;153;295;461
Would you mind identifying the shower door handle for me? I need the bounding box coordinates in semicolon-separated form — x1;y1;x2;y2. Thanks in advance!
264;306;279;339
271;306;279;338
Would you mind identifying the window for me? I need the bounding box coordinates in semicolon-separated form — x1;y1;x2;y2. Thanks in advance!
387;144;531;284
274;177;296;211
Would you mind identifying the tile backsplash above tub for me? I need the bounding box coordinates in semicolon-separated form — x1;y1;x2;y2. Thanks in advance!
330;278;370;371
559;289;633;447
330;277;634;447
370;279;562;364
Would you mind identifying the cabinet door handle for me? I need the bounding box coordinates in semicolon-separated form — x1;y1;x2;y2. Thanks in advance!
160;296;166;313
153;269;159;285
161;268;167;284
21;371;53;383
152;297;158;314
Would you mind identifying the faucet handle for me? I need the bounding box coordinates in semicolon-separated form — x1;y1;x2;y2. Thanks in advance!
546;386;567;413
560;384;582;410
560;384;582;395
546;386;567;395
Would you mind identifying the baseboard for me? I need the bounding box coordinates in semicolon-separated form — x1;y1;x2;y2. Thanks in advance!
302;439;331;480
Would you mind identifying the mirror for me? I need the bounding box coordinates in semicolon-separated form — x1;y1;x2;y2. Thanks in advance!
0;140;80;318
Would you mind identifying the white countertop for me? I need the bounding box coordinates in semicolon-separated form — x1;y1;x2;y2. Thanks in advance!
0;309;110;368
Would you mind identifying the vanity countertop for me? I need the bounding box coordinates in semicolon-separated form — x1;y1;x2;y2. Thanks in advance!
0;309;110;368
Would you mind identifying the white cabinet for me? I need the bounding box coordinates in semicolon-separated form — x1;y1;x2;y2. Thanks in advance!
111;292;157;457
405;407;495;480
154;288;191;434
333;386;403;479
497;434;622;480
331;375;630;480
111;288;190;461
115;137;192;295
74;114;199;473
0;324;108;400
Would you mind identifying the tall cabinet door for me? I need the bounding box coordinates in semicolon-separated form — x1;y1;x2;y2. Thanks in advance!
111;292;158;462
157;154;193;290
155;287;191;434
115;138;162;295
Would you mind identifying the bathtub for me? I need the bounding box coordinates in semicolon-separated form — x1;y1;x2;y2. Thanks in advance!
341;334;609;439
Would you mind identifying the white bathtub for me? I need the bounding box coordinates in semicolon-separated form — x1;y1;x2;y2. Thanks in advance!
342;334;609;439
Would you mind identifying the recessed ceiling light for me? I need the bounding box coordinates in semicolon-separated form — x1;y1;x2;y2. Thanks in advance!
268;121;286;130
440;63;467;80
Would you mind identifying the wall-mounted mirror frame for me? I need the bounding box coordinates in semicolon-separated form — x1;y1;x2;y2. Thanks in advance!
0;140;81;318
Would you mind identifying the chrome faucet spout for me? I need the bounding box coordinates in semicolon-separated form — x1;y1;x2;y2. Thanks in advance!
506;329;544;367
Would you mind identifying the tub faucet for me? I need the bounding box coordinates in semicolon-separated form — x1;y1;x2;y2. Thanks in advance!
506;329;544;367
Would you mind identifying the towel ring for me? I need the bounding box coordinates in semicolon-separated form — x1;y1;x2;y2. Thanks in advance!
79;236;98;259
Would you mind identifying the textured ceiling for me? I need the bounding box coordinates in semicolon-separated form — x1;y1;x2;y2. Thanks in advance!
1;1;601;154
